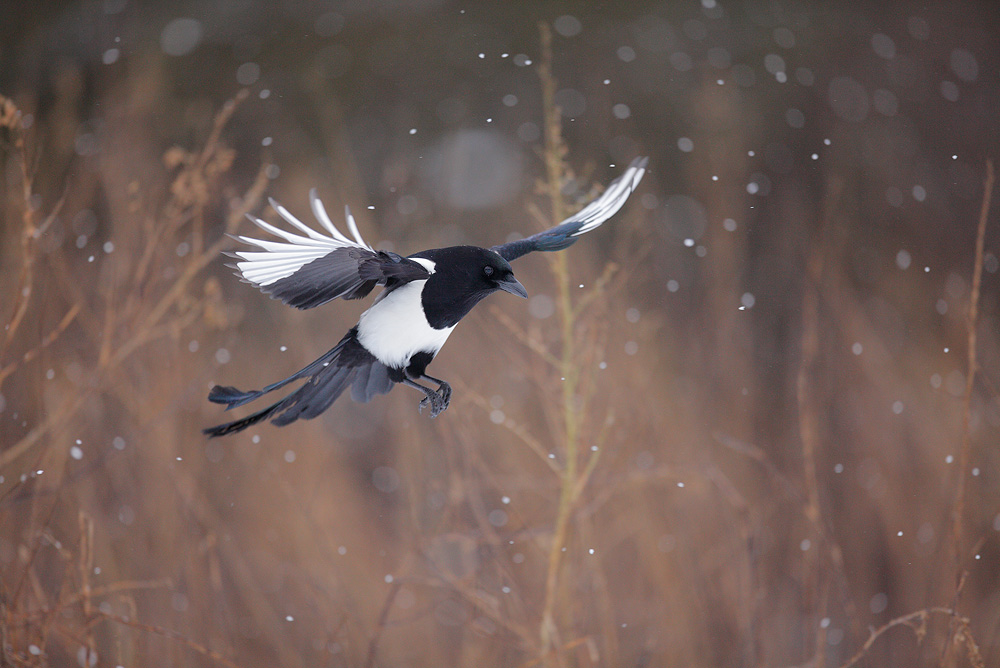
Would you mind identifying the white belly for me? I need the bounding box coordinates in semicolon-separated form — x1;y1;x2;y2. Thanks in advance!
357;280;455;369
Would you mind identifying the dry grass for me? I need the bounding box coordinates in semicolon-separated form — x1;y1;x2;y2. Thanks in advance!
2;20;999;668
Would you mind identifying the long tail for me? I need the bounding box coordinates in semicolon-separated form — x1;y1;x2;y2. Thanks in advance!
203;331;394;437
207;343;344;410
202;400;286;437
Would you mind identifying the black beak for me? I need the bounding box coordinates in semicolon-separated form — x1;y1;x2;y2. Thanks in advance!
496;275;528;298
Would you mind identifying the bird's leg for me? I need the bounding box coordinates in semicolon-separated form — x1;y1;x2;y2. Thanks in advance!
419;374;451;409
402;378;448;418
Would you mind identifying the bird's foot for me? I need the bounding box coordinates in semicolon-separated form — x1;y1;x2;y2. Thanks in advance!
417;384;451;418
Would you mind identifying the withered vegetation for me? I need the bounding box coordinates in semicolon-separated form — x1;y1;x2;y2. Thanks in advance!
2;22;999;668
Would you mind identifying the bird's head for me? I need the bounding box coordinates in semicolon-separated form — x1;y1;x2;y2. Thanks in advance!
416;246;527;328
480;251;528;299
421;246;526;299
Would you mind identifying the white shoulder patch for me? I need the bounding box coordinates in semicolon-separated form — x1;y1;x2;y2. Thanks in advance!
410;257;436;274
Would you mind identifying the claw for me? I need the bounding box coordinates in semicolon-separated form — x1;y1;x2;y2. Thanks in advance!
428;395;444;418
416;382;451;418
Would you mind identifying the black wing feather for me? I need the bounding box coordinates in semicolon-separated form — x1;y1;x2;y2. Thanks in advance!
262;248;428;308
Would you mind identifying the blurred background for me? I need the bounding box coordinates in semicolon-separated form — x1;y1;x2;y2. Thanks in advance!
2;1;999;666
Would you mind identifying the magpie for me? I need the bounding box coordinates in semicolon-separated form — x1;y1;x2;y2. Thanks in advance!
204;156;647;436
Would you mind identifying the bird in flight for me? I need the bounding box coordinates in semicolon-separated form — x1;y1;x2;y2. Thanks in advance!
204;157;647;436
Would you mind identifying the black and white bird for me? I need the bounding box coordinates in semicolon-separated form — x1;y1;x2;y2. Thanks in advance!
204;156;647;436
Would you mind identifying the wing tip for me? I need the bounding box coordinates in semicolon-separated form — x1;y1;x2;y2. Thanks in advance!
625;156;649;188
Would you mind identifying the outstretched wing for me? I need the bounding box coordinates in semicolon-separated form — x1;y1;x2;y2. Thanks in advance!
229;191;430;309
491;156;648;262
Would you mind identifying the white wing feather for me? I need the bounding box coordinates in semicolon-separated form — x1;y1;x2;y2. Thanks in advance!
233;195;373;288
568;159;647;236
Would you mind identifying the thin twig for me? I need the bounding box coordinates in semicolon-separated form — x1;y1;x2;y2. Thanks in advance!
365;581;401;668
487;305;562;369
797;176;844;668
93;610;244;668
12;580;173;628
951;160;993;572
0;303;80;387
944;158;994;667
837;607;979;668
536;22;579;664
516;636;593;668
0;95;38;360
462;385;562;474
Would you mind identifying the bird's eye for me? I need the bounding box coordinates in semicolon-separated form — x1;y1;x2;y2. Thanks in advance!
483;265;494;277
